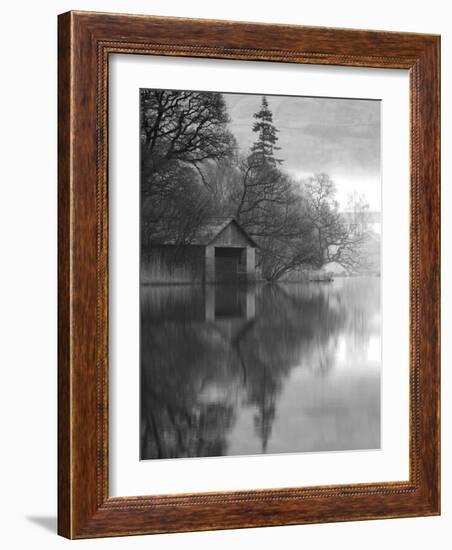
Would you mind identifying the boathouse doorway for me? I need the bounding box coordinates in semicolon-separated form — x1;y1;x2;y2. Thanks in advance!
214;247;245;283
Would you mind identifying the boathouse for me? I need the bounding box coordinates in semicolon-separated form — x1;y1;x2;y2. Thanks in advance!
143;218;258;284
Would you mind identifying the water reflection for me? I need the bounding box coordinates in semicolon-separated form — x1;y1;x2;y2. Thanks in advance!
140;277;381;459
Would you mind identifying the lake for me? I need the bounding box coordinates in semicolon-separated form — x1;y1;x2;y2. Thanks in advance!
140;276;381;460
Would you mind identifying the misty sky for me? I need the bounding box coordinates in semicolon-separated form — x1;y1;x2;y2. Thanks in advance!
223;93;381;211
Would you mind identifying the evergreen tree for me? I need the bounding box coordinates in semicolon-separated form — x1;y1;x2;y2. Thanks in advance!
249;96;282;166
234;95;288;235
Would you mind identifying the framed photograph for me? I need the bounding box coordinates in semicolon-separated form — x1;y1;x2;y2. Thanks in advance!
58;11;440;539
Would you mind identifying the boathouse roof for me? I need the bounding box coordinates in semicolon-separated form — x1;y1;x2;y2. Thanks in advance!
151;217;258;248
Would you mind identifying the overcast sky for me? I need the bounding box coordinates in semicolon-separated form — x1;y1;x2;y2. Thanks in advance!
223;93;381;211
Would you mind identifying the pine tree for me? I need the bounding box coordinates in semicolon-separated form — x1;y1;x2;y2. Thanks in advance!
235;95;288;237
249;96;282;166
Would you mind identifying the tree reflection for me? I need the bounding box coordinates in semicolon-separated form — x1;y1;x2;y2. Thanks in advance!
140;278;380;459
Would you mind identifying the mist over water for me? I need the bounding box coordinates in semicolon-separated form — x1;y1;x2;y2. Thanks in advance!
140;277;380;460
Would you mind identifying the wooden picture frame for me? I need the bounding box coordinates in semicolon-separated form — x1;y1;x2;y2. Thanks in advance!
58;10;440;539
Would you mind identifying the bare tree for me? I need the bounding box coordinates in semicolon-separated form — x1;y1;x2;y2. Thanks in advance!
141;89;235;174
344;192;372;236
140;90;236;245
303;174;372;273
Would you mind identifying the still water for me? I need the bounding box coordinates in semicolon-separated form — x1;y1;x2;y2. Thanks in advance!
140;277;381;460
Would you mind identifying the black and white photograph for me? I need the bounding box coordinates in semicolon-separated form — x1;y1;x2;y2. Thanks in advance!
139;89;382;460
0;0;445;546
